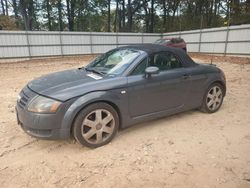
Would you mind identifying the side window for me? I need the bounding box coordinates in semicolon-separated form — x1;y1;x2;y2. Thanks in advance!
152;52;182;71
130;58;148;75
130;52;182;75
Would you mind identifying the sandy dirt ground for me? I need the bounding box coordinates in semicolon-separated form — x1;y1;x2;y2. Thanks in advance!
0;54;250;188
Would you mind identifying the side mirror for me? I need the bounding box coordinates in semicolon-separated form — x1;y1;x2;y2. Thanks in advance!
145;66;159;77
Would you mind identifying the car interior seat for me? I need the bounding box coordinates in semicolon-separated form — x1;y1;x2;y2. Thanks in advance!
154;55;169;70
170;56;181;69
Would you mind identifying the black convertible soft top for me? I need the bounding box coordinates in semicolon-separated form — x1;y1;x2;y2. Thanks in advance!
118;44;197;67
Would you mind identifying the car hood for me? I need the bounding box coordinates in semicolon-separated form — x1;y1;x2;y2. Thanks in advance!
28;68;126;101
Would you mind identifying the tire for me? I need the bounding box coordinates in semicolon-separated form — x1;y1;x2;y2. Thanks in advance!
73;102;119;148
200;83;224;113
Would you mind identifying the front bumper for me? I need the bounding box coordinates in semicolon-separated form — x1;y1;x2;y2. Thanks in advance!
16;87;71;139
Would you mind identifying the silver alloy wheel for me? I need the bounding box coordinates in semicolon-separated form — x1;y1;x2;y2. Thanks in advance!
206;86;223;111
81;109;115;144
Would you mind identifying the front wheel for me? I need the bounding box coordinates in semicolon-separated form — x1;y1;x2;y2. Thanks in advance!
200;83;224;113
73;102;119;148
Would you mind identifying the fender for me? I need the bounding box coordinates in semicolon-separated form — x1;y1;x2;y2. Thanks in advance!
197;72;226;108
182;67;226;110
204;72;226;93
61;90;129;137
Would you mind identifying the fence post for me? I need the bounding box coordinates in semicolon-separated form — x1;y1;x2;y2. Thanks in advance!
198;14;203;53
198;29;202;53
25;31;31;58
224;26;230;56
179;31;181;38
89;32;93;54
59;32;63;56
141;33;144;44
116;32;118;47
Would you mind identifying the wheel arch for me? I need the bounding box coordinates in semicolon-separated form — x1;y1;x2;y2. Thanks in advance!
200;79;226;109
69;99;122;137
60;90;126;139
200;79;226;113
210;80;226;96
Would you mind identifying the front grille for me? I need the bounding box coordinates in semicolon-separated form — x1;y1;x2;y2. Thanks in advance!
17;86;36;109
19;92;29;108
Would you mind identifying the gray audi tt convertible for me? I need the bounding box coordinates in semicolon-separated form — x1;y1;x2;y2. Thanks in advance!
16;44;226;148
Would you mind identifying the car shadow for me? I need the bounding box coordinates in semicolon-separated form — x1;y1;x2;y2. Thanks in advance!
119;109;199;135
29;109;212;152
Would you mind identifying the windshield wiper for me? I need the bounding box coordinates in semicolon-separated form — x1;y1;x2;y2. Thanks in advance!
85;68;105;76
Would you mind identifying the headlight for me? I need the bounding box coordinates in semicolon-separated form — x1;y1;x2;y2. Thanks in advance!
28;96;61;113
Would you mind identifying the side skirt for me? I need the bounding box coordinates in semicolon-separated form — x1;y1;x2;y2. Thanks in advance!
122;104;191;129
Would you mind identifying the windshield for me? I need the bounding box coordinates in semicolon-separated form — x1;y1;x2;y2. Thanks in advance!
86;49;141;76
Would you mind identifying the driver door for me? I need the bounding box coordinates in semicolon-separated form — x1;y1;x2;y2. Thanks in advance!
127;52;191;118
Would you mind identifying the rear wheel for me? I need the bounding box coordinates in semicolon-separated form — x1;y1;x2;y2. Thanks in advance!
200;83;224;113
73;102;119;148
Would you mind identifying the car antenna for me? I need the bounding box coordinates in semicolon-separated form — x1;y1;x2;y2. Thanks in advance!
210;55;214;65
210;43;215;65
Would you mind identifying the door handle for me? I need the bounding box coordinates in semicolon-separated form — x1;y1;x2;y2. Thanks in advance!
182;74;191;79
